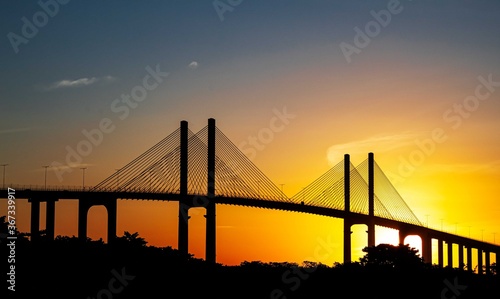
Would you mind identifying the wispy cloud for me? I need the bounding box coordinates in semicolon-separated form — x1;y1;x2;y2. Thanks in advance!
327;132;419;165
45;75;116;90
0;127;33;135
188;61;199;69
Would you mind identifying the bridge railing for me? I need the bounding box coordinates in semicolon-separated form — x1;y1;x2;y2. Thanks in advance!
2;184;92;192
2;184;293;201
421;222;497;245
0;184;183;194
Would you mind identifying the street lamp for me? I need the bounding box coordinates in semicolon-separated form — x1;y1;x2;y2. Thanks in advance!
425;215;429;228
1;164;8;188
279;183;285;199
468;226;472;238
43;165;49;188
80;167;87;190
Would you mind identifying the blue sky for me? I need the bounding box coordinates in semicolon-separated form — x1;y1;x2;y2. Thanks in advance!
1;0;500;186
1;1;500;259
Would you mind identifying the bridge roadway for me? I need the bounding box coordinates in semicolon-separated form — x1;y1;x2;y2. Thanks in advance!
2;187;499;272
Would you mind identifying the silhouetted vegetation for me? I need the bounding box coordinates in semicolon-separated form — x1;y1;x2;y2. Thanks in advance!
359;242;424;269
1;217;498;298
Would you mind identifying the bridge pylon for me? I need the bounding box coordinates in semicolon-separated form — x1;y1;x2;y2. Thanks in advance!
367;152;375;247
178;120;189;256
176;118;217;263
343;154;352;263
344;152;376;263
206;118;216;264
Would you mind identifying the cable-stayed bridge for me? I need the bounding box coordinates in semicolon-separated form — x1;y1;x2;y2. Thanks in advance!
1;119;499;273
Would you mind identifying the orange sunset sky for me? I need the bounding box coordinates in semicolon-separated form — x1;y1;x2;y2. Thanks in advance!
1;1;500;266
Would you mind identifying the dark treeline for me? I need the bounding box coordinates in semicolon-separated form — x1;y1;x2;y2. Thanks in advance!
1;217;498;299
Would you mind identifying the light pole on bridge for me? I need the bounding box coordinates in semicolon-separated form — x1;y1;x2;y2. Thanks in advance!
80;167;87;190
279;184;285;199
468;226;471;238
43;165;49;188
425;215;429;228
493;232;496;244
1;164;8;189
481;229;484;242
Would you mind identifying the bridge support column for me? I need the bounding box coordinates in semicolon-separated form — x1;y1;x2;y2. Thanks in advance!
343;219;352;264
485;251;491;275
178;120;189;256
497;252;500;272
78;198;91;242
206;118;216;264
367;222;375;248
105;198;117;244
438;239;444;268
29;198;40;242
398;230;407;246
458;244;464;270
422;236;432;264
178;204;189;255
46;199;57;240
478;249;483;275
466;246;472;272
447;241;453;268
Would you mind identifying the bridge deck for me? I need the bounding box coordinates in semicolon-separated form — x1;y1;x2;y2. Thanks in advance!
2;187;499;252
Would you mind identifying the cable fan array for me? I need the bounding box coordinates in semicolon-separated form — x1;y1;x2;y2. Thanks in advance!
92;122;421;225
91;125;288;202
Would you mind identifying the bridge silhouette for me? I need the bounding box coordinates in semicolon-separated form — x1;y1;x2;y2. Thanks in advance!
2;118;499;273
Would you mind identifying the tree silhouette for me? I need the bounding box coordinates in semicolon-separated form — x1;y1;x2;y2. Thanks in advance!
3;221;498;299
115;231;147;247
483;262;497;275
359;243;424;270
0;215;29;243
0;215;7;242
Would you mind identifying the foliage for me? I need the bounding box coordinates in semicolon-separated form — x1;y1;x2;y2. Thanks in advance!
359;243;424;270
0;215;29;243
115;231;148;247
